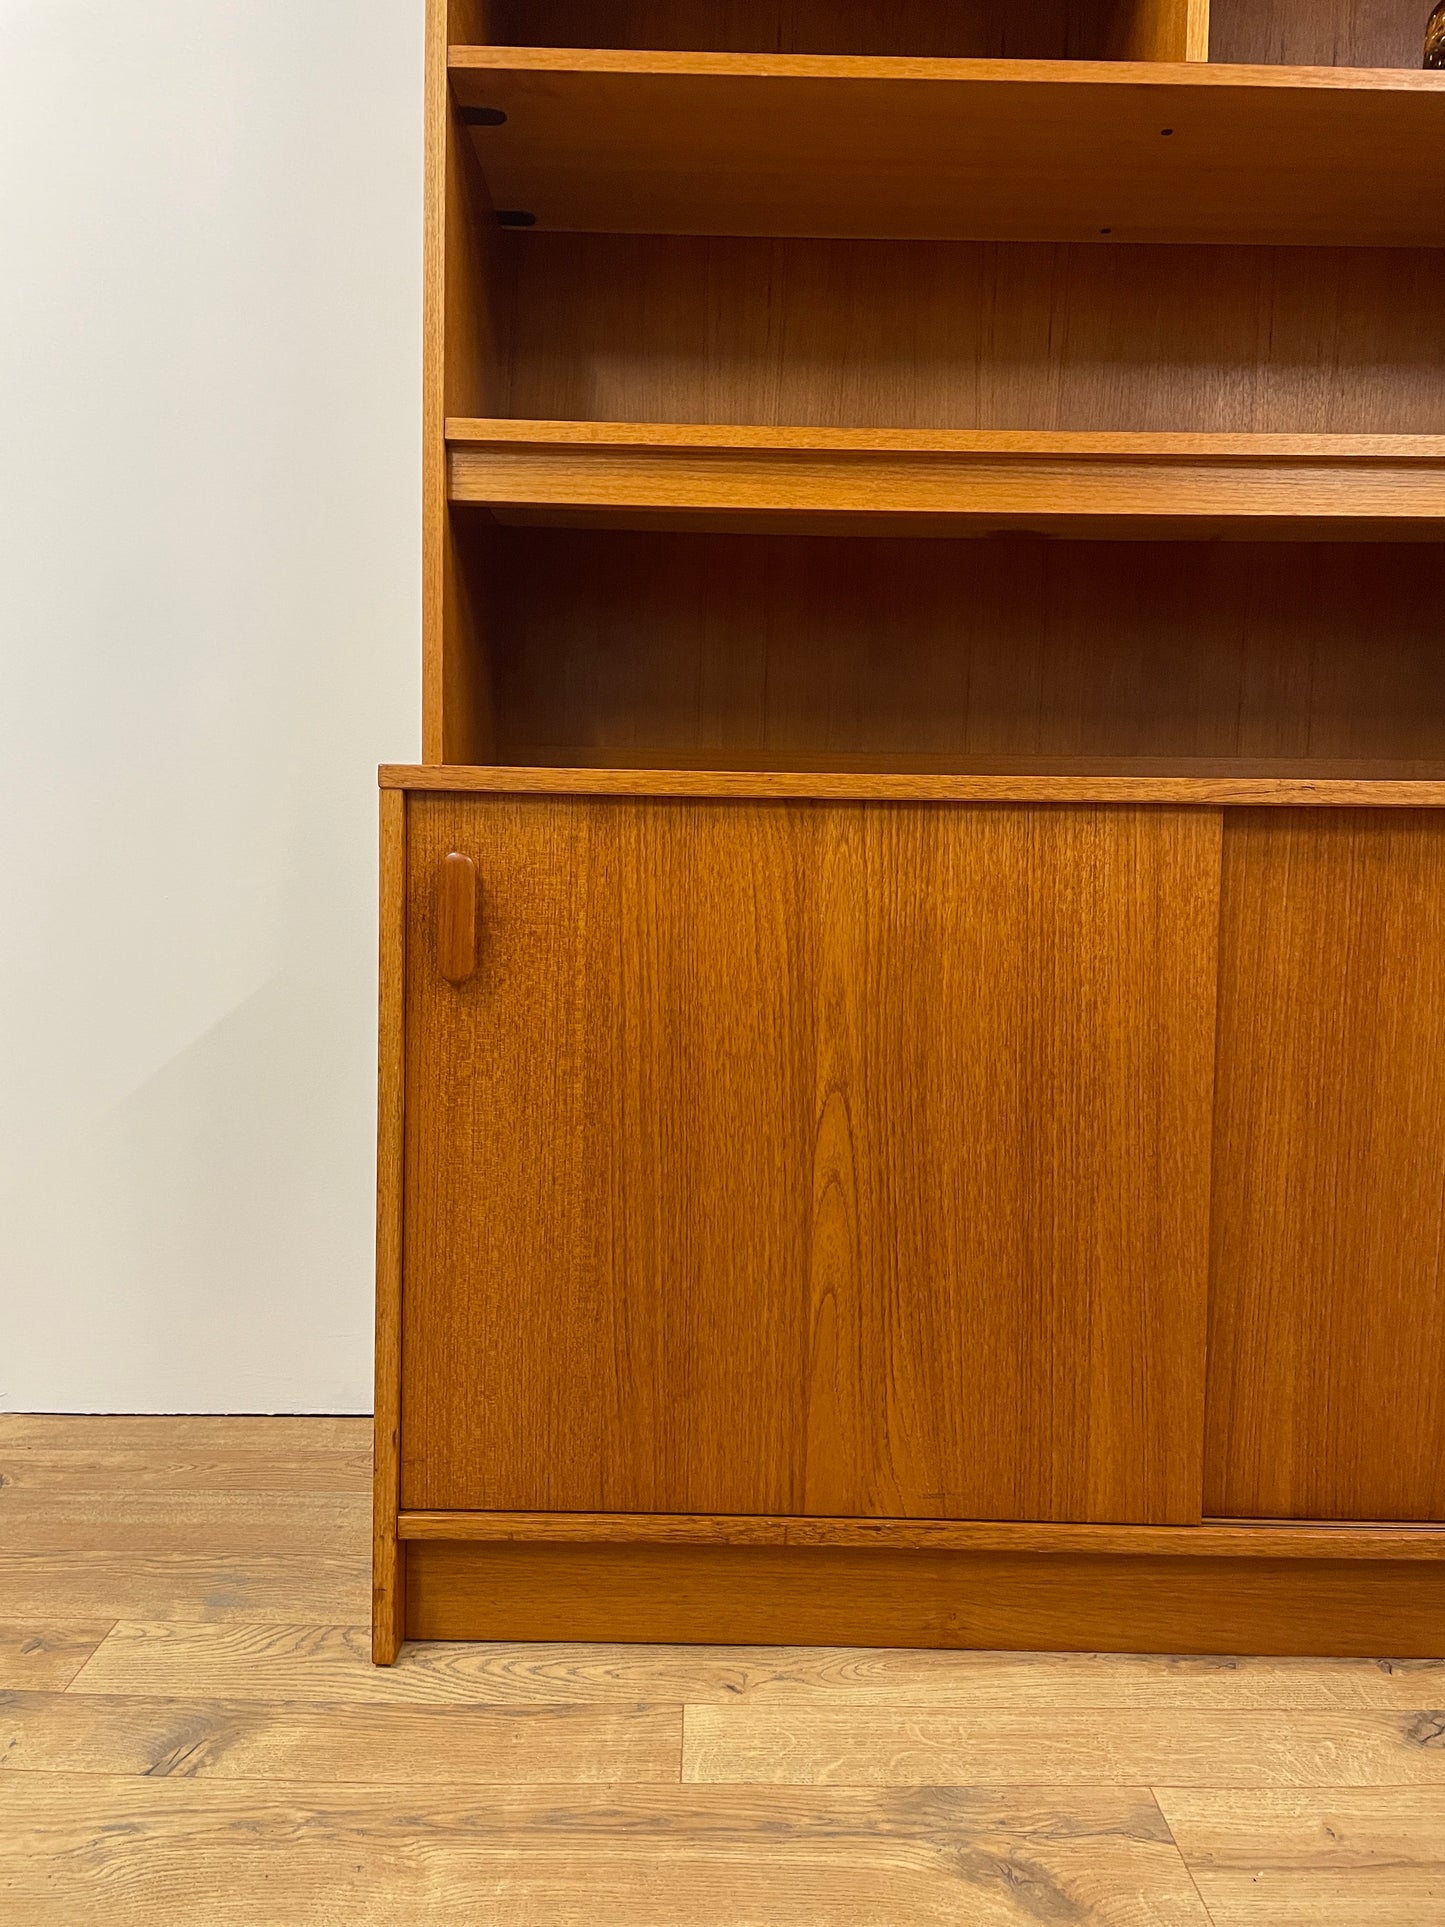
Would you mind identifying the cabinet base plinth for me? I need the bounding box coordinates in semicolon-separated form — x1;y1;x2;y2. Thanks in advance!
402;1540;1445;1659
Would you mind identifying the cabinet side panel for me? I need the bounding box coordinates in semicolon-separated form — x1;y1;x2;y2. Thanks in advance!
1206;811;1445;1522
402;796;1218;1524
425;0;510;764
373;789;408;1664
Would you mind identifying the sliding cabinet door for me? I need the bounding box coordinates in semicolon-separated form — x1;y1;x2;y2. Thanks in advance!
401;794;1221;1523
1207;811;1445;1522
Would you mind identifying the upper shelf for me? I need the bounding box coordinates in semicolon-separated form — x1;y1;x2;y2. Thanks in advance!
450;48;1445;249
448;420;1445;540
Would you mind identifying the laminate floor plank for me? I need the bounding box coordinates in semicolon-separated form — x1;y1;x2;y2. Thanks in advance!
1158;1788;1445;1924
69;1622;1445;1712
0;1448;373;1494
1;1777;1213;1927
683;1706;1445;1788
0;1554;371;1625
0;1492;367;1555
0;1622;114;1691
0;1416;368;1452
0;1689;681;1785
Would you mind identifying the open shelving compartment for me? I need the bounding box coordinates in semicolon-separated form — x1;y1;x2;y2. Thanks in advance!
472;0;1435;65
424;0;1445;794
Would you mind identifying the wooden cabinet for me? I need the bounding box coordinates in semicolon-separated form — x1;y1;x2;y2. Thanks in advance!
376;0;1445;1662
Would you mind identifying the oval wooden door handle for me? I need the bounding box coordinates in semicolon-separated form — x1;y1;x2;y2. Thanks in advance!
437;852;479;984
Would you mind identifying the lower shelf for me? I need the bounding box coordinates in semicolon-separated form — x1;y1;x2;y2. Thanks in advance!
400;1537;1445;1660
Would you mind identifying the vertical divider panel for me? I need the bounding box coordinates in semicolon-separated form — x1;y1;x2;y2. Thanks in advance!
1185;0;1211;61
1113;0;1210;60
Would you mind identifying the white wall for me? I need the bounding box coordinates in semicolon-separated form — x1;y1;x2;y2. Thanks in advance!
0;1;421;1410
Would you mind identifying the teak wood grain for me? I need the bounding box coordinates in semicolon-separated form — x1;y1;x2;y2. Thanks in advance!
447;420;1445;538
372;790;406;1664
405;1541;1445;1657
500;232;1445;436
382;765;1445;808
400;792;1220;1524
1206;812;1445;1524
1210;0;1433;70
474;530;1445;781
394;1511;1445;1561
482;0;1206;61
424;0;506;763
450;49;1445;249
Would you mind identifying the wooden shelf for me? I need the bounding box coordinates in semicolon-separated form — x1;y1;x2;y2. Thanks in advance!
447;420;1445;540
381;765;1445;808
450;48;1445;248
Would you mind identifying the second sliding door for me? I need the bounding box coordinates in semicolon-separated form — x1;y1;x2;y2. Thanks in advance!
1206;810;1445;1523
400;794;1222;1524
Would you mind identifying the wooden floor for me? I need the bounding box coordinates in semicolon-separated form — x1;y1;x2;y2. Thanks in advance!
3;1419;1443;1924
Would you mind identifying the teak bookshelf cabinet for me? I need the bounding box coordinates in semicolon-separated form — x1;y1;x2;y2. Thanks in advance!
374;0;1445;1663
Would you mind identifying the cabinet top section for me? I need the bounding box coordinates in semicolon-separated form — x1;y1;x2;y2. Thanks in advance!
451;48;1445;248
380;766;1445;808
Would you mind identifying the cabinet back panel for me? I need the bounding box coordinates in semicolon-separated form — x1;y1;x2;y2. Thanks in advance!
1210;0;1432;68
501;234;1445;434
485;1;1160;58
475;526;1445;771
